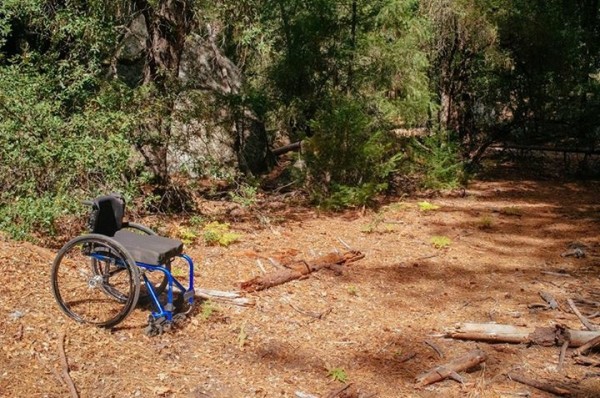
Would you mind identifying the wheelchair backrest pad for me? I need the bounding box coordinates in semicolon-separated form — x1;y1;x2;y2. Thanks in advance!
88;194;125;236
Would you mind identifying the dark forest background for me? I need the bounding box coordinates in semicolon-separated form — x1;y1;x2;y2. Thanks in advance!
1;0;598;239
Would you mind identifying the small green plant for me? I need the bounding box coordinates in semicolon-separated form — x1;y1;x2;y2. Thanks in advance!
500;206;522;216
178;227;198;245
418;201;440;212
327;367;348;383
430;235;452;249
189;215;205;227
203;221;241;246
361;213;384;234
478;215;493;229
347;285;358;296
229;184;258;207
238;322;247;348
171;265;186;278
200;300;217;320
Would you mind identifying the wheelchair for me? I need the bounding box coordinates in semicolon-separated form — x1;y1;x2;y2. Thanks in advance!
50;194;195;335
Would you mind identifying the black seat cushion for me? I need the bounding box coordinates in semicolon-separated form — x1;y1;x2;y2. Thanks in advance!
113;230;184;265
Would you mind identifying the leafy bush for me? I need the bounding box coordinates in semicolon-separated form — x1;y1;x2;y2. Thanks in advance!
0;66;139;240
304;97;403;209
409;131;466;190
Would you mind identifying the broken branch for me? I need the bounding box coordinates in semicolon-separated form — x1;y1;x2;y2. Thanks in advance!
415;349;487;386
241;250;364;292
567;298;598;331
507;372;572;396
58;332;79;398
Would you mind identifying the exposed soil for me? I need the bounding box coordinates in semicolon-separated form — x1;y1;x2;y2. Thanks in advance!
2;165;600;398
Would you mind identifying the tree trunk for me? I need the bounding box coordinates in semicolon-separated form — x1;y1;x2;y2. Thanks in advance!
133;0;195;185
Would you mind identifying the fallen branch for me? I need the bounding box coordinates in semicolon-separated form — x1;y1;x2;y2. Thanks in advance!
241;250;365;292
574;356;600;366
415;349;487;387
325;383;352;398
58;332;79;398
572;335;600;357
557;340;569;372
196;288;255;307
445;322;600;347
567;298;598;331
394;352;417;363
424;340;444;358
507;372;572;396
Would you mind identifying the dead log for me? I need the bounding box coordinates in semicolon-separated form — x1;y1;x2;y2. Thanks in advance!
445;322;600;347
240;250;365;292
507;372;572;396
415;349;487;386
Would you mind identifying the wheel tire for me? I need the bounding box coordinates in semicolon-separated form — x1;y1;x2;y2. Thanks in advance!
123;223;170;303
51;234;140;328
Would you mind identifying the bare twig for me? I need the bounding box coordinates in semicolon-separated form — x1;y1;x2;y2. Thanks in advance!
325;383;352;398
255;259;266;274
393;352;417;363
424;340;444;358
58;332;79;398
567;298;599;331
336;237;352;250
574;356;600;366
541;271;572;278
557;340;569;372
573;335;600;357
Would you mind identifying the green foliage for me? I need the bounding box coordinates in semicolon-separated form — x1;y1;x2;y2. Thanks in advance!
410;132;465;189
200;300;217;320
177;227;198;245
430;235;452;249
478;215;494;229
229;183;258;207
0;65;138;239
202;221;241;246
418;201;440;212
327;367;348;383
304;97;403;208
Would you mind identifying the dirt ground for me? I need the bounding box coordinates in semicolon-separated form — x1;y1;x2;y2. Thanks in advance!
1;163;600;398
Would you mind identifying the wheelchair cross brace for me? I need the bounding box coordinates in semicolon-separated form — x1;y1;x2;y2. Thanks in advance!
138;254;195;322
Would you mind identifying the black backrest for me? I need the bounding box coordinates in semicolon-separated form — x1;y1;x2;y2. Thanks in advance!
88;194;125;236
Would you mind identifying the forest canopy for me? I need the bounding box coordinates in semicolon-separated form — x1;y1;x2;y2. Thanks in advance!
0;0;599;239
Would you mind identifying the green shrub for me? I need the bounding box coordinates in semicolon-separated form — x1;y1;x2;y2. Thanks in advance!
0;66;139;240
304;97;403;208
410;131;466;189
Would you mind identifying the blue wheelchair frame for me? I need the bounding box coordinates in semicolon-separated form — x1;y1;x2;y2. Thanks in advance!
90;252;195;322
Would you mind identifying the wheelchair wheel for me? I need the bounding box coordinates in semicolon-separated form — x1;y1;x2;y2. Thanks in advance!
122;222;170;302
51;234;140;328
